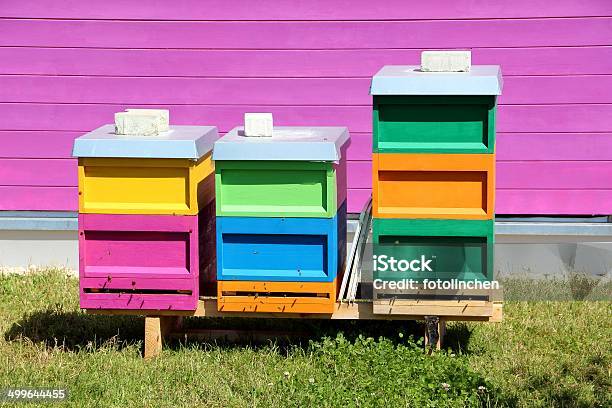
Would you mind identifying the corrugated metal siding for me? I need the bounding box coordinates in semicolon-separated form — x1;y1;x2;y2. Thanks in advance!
1;1;611;214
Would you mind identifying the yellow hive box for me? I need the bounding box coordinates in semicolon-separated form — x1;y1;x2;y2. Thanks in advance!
78;155;214;215
73;125;218;215
217;280;337;314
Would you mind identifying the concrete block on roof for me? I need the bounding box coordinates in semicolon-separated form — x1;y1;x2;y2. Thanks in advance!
125;108;170;132
114;112;161;136
244;113;273;137
421;51;471;72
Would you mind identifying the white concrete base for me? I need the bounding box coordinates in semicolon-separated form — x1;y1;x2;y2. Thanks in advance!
0;230;78;274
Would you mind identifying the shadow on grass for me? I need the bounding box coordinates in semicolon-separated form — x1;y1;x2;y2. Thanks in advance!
4;310;144;351
4;310;473;354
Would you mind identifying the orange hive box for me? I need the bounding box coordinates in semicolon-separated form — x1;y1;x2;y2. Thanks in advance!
217;280;337;314
372;153;495;220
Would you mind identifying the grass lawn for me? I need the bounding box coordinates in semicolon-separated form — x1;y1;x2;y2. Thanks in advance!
0;269;610;407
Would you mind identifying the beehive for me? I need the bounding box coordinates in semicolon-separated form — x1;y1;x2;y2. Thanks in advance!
213;126;350;312
73;124;218;311
369;65;502;301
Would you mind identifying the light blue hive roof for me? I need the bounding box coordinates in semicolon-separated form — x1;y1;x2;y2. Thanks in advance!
72;125;218;159
213;126;350;162
370;65;503;95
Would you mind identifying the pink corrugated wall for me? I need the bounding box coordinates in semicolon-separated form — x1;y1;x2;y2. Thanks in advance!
1;1;611;214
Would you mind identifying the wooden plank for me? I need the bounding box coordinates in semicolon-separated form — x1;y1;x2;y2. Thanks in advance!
1;18;610;49
497;161;612;189
15;131;612;162
10;132;611;163
372;300;494;317
491;302;504;323
2;104;612;134
4;1;610;20
0;186;77;211
335;132;612;162
144;316;179;359
89;299;500;322
2;75;611;105
0;104;371;133
0;130;370;160
2;47;611;77
496;133;612;161
499;75;612;104
498;105;612;133
0;131;80;159
144;317;163;359
0;158;76;186
424;317;446;350
496;189;612;215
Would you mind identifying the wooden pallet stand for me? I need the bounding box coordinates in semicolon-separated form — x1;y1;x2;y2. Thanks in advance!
373;286;502;314
89;297;502;358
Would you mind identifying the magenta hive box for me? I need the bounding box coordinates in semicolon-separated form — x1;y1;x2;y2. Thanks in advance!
78;205;215;311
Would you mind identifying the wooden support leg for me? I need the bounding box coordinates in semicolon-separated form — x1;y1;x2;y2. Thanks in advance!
424;316;446;352
144;316;179;359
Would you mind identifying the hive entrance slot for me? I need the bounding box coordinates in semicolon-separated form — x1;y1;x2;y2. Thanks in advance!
83;288;192;296
375;293;491;302
221;291;330;299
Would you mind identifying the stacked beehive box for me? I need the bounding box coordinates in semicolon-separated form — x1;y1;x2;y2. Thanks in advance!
73;123;218;311
213;126;350;313
370;65;502;291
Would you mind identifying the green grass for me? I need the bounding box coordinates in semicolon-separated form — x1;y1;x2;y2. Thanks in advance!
0;269;610;407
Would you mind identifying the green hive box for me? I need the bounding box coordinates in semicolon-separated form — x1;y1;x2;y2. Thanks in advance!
372;219;494;282
215;160;343;218
373;95;496;154
370;66;502;154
